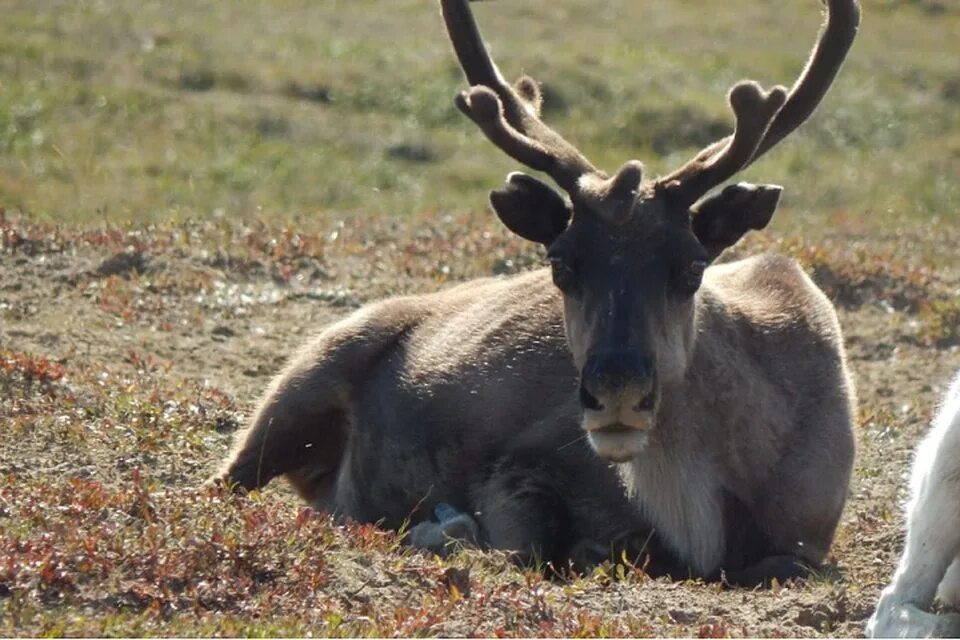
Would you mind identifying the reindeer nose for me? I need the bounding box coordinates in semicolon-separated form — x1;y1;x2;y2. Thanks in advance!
580;351;655;410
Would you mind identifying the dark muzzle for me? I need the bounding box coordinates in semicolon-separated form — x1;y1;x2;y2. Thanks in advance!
579;350;655;411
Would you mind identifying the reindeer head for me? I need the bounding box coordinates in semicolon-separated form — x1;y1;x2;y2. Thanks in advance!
440;0;859;462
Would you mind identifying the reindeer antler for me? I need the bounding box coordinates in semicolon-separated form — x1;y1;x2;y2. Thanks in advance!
440;0;644;222
661;0;860;208
442;0;859;220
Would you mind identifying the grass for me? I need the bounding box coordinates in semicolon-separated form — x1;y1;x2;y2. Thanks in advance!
0;0;957;239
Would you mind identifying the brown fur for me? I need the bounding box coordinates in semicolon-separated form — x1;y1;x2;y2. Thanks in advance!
216;255;855;580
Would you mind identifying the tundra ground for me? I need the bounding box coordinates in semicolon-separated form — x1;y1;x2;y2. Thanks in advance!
1;213;958;636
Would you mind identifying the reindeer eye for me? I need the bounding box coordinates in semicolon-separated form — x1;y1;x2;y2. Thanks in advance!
675;259;707;296
547;254;577;292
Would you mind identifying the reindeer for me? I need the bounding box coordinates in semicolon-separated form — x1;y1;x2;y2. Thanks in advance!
867;370;960;638
213;0;859;584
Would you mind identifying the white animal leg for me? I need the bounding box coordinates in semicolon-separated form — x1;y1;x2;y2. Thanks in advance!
868;372;960;638
868;496;960;638
936;557;960;610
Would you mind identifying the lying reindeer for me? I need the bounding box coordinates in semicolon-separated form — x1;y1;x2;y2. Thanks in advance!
868;370;960;638
214;0;859;584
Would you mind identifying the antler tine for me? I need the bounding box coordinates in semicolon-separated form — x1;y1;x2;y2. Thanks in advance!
439;0;609;196
439;0;507;98
661;82;787;207
662;0;860;208
751;0;861;161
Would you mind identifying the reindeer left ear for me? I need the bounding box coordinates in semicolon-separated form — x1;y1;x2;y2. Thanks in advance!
489;172;572;246
691;182;782;262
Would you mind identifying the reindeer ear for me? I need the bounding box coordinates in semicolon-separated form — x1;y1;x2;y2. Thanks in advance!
691;182;782;262
489;172;572;246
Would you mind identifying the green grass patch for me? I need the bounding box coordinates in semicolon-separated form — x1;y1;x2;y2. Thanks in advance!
0;0;954;239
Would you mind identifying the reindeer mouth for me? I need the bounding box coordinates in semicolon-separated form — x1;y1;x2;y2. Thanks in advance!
592;423;637;435
586;423;649;462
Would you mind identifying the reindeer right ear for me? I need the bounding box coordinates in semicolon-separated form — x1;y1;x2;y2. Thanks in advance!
489;172;572;246
691;182;782;262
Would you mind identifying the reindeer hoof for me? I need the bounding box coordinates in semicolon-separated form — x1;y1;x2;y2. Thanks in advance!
406;503;480;555
867;599;960;638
